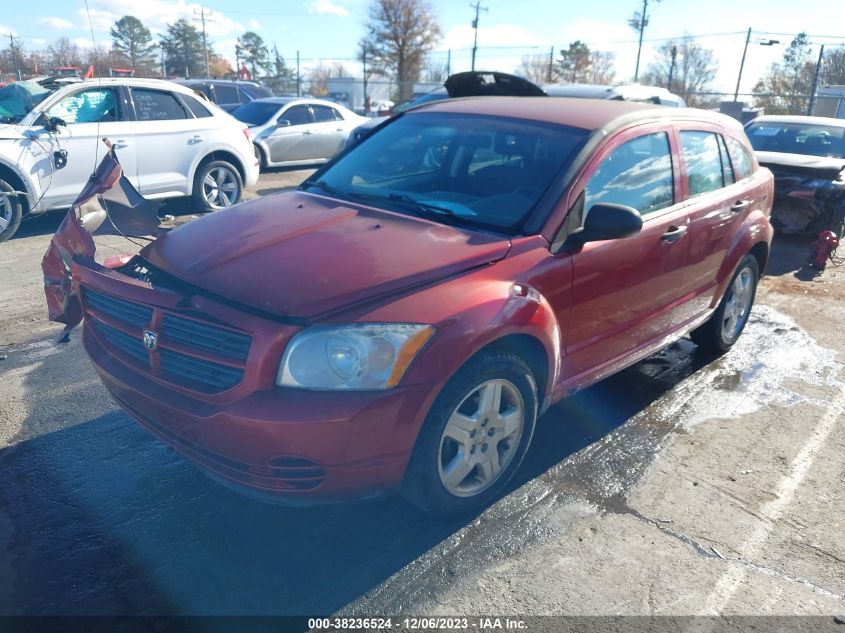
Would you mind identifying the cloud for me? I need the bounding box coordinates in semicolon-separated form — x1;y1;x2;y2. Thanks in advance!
79;0;245;39
37;17;76;30
248;19;261;30
440;23;547;51
308;0;349;17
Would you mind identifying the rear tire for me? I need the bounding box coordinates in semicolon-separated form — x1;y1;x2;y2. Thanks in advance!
691;255;759;353
192;160;243;212
402;349;538;516
0;178;23;242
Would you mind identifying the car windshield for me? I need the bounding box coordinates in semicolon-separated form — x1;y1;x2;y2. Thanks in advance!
0;80;53;123
746;121;845;158
232;101;283;126
304;111;589;234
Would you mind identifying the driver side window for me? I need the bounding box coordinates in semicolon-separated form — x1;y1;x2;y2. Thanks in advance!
45;88;120;124
585;132;674;216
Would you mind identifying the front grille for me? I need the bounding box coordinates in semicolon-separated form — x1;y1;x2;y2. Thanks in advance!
83;288;252;394
162;314;251;361
160;349;244;392
86;290;152;329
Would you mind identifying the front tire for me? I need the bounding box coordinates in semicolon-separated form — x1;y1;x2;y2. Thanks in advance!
192;160;243;212
402;349;538;516
691;254;759;353
0;178;23;242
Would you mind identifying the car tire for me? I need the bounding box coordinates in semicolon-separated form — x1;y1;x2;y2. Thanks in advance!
402;349;538;516
255;144;268;171
691;254;759;353
0;178;23;242
192;160;243;212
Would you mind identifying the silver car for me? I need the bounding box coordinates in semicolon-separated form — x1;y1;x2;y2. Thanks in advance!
233;97;364;169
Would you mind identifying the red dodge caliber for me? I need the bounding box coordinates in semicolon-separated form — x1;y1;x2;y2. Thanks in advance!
67;98;773;514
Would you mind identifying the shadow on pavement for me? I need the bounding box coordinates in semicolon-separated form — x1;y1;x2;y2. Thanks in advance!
0;334;717;616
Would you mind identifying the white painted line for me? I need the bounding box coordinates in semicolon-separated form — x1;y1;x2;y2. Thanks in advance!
698;391;845;615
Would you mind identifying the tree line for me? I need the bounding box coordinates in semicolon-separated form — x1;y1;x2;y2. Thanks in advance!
2;0;844;111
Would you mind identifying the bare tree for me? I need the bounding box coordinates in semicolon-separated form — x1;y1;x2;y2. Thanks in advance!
359;0;442;101
47;38;84;69
421;56;449;83
822;47;845;85
642;39;717;107
754;34;817;114
307;62;351;95
519;54;553;85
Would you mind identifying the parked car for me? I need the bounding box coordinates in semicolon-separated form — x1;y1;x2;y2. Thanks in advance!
232;97;364;169
345;71;547;149
177;79;273;113
544;83;686;107
744;115;845;234
48;97;773;515
0;77;259;241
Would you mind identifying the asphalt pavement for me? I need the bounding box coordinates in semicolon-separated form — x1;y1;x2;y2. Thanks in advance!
0;171;843;620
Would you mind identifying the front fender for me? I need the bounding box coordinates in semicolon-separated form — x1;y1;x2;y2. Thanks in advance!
396;279;562;400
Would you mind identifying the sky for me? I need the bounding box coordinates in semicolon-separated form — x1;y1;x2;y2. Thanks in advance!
1;0;844;94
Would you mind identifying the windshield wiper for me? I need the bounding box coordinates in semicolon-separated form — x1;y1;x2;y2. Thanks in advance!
304;179;353;201
385;193;460;219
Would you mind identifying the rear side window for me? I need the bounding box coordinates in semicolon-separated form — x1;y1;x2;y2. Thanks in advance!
181;94;212;118
313;105;341;122
726;137;754;180
585;132;674;216
213;84;241;104
131;89;188;121
680;131;724;196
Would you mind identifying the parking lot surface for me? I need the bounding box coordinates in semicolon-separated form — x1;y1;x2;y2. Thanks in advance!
0;170;843;617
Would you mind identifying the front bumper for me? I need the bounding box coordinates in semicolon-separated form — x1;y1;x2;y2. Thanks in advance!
76;262;437;501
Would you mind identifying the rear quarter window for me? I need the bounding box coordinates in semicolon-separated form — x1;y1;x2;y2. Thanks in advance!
725;136;755;180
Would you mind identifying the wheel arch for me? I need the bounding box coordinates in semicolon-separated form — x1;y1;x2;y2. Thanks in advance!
0;161;32;216
190;149;247;195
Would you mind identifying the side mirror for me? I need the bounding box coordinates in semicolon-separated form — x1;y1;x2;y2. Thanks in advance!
570;203;643;244
275;118;291;128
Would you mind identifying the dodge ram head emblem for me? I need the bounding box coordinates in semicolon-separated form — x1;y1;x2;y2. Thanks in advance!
143;330;158;351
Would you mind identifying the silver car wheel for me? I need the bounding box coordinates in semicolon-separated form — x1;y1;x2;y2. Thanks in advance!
202;167;239;209
721;267;754;342
0;188;12;232
437;378;525;497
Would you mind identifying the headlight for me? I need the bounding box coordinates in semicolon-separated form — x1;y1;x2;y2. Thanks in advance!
277;324;435;390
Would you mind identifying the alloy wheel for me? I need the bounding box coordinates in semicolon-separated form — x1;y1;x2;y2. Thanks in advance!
721;267;754;342
437;378;525;497
202;167;239;209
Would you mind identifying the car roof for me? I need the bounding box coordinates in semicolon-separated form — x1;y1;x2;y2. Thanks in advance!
68;77;200;95
409;96;735;133
748;114;845;128
248;96;350;108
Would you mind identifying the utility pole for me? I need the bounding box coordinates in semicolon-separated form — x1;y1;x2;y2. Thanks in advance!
469;1;488;72
362;49;368;109
807;44;826;116
6;34;21;81
296;50;301;97
633;0;648;81
548;45;555;83
446;49;451;76
667;45;677;91
734;27;752;101
193;5;214;78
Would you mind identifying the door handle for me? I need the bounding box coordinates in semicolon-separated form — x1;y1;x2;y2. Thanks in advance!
730;199;750;213
302;130;312;135
112;140;129;149
661;225;688;242
188;135;205;144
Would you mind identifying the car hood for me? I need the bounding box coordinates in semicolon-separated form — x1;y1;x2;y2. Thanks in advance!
140;191;511;319
756;151;845;179
444;71;547;97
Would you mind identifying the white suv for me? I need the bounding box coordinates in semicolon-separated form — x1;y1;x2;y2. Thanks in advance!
0;77;259;241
